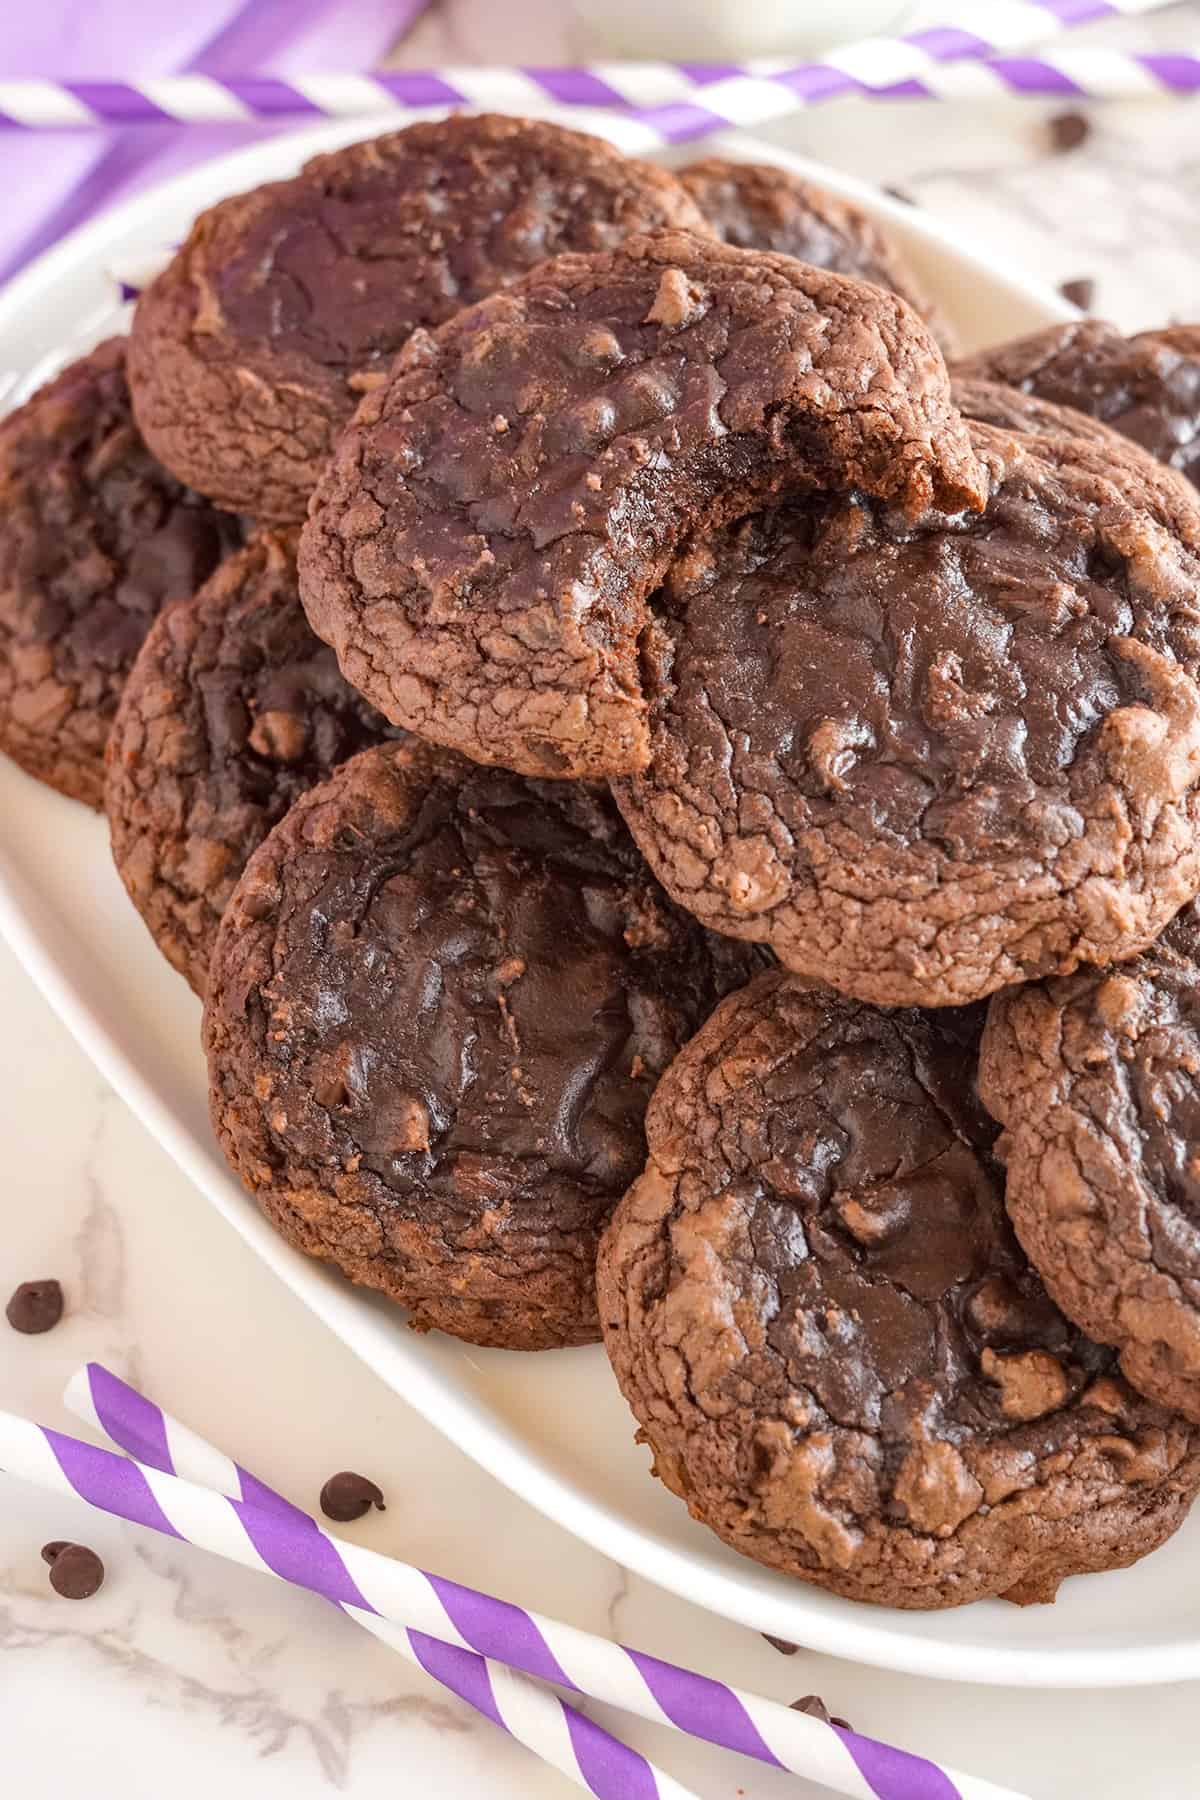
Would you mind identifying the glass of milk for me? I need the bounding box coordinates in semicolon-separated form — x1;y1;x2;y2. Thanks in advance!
568;0;914;60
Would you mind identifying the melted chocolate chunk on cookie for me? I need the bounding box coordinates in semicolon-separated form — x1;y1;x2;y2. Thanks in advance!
679;156;951;350
612;414;1200;1007
203;739;765;1351
0;338;241;808
598;971;1200;1609
958;319;1200;490
299;231;983;781
981;900;1200;1424
129;115;712;521
106;529;402;997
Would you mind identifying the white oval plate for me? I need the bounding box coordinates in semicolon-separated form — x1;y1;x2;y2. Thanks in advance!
8;111;1190;1690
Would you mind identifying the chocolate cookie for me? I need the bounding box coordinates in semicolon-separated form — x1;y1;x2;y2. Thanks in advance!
958;320;1200;490
203;739;764;1349
128;115;712;523
299;231;984;780
679;156;950;350
106;529;401;996
597;970;1200;1609
0;338;241;808
611;415;1200;1006
980;901;1200;1423
952;373;1131;452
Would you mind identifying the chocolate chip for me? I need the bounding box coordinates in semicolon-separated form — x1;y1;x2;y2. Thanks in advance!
762;1633;800;1655
42;1542;104;1599
6;1279;64;1334
790;1694;852;1730
319;1471;386;1522
1059;278;1096;311
1048;111;1090;152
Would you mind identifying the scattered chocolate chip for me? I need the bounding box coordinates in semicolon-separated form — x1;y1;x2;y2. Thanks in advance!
6;1279;64;1334
762;1633;800;1655
1048;111;1090;152
319;1470;386;1522
882;185;914;206
1059;277;1096;311
791;1694;852;1730
42;1541;104;1599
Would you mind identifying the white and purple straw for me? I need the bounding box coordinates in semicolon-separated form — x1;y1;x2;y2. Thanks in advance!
0;1363;1031;1800
0;53;1192;140
39;1372;702;1800
0;8;1186;146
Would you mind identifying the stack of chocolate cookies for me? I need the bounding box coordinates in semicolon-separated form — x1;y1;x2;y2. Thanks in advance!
7;113;1200;1614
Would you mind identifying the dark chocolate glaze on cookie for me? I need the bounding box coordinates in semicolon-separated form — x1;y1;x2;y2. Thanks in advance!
958;319;1200;490
612;416;1200;1006
0;338;240;807
980;900;1200;1423
299;231;985;780
106;529;401;996
203;739;765;1349
129;115;713;521
680;156;951;350
598;971;1200;1608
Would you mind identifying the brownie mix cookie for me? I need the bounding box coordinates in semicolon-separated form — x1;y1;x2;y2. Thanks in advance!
612;416;1200;1006
106;529;402;996
203;739;764;1350
679;156;950;350
128;115;713;522
952;373;1136;453
597;970;1200;1608
980;901;1200;1424
958;319;1200;490
0;338;241;808
299;231;985;780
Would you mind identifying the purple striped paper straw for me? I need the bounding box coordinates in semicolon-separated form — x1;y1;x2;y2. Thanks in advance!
0;49;1193;143
0;22;1180;145
26;1388;700;1800
53;1364;1028;1800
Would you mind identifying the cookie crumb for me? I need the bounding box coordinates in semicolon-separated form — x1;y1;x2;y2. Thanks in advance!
762;1633;799;1655
1059;277;1095;311
1048;111;1090;152
791;1694;852;1730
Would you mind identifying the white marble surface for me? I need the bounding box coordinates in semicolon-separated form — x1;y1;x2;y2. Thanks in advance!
7;6;1200;1798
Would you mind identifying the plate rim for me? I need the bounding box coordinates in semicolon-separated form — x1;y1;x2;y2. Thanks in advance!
6;111;1178;1690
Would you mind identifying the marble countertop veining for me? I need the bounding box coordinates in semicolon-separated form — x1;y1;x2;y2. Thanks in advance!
6;6;1200;1797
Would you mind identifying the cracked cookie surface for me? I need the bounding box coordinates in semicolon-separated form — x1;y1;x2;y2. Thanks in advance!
611;415;1200;1006
203;738;765;1349
958;319;1200;490
597;970;1200;1608
980;900;1200;1423
128;115;712;523
299;230;984;779
680;156;951;350
0;338;241;808
106;529;402;996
